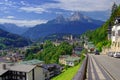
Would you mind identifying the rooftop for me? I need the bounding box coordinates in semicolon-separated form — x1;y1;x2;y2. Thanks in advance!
19;59;44;65
0;63;36;75
9;64;36;72
66;57;80;62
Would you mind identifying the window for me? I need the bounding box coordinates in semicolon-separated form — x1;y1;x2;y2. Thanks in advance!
112;31;115;36
118;30;120;36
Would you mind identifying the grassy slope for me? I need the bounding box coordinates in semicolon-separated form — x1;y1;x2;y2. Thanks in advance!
52;50;86;80
52;62;82;80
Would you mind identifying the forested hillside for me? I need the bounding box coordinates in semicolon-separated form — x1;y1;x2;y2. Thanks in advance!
25;41;73;63
0;28;31;49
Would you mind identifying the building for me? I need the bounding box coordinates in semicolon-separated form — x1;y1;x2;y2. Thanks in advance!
59;55;70;65
72;47;83;57
0;63;45;80
110;17;120;52
102;17;120;54
59;55;80;66
65;57;80;66
42;64;62;79
84;42;95;52
111;17;120;42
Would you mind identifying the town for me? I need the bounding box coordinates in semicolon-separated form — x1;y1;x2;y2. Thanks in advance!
0;35;85;80
0;1;120;80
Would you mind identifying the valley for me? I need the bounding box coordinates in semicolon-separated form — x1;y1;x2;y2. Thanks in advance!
0;1;120;80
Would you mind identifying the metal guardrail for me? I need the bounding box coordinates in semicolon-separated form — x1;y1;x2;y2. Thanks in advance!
72;55;88;80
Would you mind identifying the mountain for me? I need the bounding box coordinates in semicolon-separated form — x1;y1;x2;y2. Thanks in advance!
23;12;104;41
0;23;29;35
47;15;67;24
0;28;31;49
69;12;88;22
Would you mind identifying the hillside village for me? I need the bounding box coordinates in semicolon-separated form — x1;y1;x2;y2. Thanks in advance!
0;35;84;80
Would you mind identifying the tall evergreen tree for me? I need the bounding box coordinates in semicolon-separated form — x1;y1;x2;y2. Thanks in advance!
112;2;118;13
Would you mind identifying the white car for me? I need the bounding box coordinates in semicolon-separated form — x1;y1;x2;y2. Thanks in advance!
107;52;115;57
113;52;120;58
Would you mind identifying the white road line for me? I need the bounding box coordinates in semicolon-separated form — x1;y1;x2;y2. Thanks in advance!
90;57;96;80
91;55;106;80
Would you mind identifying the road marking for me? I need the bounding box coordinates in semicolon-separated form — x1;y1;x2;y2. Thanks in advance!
93;55;114;80
88;57;92;80
90;58;96;80
91;55;106;80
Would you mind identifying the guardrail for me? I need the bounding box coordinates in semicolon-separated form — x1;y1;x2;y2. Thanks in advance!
72;55;88;80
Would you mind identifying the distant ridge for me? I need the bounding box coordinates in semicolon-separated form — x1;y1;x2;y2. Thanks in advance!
23;11;104;41
0;28;31;49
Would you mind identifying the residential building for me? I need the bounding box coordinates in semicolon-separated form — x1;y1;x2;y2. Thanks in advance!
111;17;120;42
65;57;80;66
102;17;120;54
0;63;45;80
59;55;70;65
84;42;95;52
42;64;62;79
59;55;80;66
110;17;120;52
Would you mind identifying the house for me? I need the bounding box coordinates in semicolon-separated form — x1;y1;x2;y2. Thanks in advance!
65;57;80;66
0;63;45;80
110;17;120;52
20;60;62;80
43;68;50;80
111;17;120;42
59;55;80;66
42;64;62;79
59;55;70;65
84;42;95;52
19;59;45;80
0;57;11;63
72;47;83;57
102;17;120;54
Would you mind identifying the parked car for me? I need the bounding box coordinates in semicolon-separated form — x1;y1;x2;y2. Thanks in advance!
107;52;115;57
95;50;100;55
113;52;120;58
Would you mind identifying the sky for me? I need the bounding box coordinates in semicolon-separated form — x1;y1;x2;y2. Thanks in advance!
0;0;120;27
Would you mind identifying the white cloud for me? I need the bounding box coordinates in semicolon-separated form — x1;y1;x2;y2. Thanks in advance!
32;0;120;12
19;0;120;14
20;7;47;14
6;16;15;19
0;18;47;27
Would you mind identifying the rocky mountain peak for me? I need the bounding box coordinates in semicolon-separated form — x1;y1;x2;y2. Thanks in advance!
69;11;92;22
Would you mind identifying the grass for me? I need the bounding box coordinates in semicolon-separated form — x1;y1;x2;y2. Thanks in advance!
52;61;83;80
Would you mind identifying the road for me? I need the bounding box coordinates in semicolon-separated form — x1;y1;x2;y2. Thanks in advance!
87;54;120;80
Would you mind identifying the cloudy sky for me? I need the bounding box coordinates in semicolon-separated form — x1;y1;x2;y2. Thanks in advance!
0;0;120;27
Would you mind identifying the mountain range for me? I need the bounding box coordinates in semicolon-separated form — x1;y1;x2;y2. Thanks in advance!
0;23;29;35
0;12;104;43
23;12;104;41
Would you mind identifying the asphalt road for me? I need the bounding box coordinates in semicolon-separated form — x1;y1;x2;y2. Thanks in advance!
90;54;120;80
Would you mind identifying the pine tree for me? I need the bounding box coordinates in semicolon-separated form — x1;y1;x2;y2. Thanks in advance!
112;2;118;13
